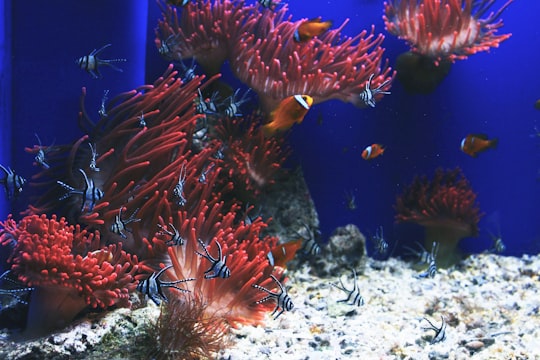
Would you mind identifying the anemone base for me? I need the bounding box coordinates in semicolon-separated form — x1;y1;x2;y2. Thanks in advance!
22;286;88;339
424;225;467;268
395;52;452;94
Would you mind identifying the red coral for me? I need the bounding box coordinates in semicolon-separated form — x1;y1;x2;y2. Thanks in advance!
145;198;281;327
216;116;289;197
15;64;291;341
383;0;512;93
383;0;513;65
0;214;138;337
156;0;394;112
395;168;482;266
26;66;225;249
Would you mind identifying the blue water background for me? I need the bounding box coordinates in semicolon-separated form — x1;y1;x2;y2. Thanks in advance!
0;0;538;258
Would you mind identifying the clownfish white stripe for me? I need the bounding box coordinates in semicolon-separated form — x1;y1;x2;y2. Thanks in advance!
294;95;311;110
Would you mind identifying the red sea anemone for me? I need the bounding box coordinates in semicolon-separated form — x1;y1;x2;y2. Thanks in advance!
394;168;483;267
157;198;282;326
156;0;394;112
0;214;138;338
216;116;289;198
383;0;513;93
7;62;292;347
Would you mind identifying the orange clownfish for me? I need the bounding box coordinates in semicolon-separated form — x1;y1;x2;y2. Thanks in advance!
267;239;303;268
293;18;333;42
262;95;313;136
362;143;385;160
460;134;498;157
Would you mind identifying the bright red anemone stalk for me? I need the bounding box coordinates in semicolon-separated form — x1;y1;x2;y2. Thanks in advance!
383;0;513;64
145;198;283;327
14;63;292;342
394;168;482;267
156;0;394;112
0;214;138;338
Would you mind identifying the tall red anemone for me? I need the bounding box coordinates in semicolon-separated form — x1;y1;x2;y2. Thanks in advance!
152;199;282;326
7;64;292;347
156;0;394;112
383;0;513;93
0;214;138;338
394;168;483;267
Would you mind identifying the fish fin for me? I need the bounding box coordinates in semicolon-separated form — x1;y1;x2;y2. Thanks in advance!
472;133;489;140
489;138;499;149
271;239;303;268
262;123;275;137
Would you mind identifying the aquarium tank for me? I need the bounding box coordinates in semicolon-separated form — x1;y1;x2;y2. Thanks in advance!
0;0;538;358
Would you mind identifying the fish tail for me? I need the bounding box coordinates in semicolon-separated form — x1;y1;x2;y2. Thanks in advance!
262;123;276;137
489;138;499;149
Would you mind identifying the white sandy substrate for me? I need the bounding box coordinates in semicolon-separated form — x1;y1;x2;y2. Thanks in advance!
219;254;540;360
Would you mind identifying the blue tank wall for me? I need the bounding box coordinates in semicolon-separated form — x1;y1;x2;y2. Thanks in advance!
1;0;538;257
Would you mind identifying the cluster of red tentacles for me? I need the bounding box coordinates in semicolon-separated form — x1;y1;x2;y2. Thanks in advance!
383;0;513;65
156;0;394;112
2;65;291;340
215;116;289;197
0;213;138;337
394;167;483;267
394;167;482;236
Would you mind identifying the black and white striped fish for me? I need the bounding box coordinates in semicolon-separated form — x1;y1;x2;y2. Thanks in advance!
488;230;506;254
0;164;26;200
173;163;188;206
33;134;52;170
223;89;250;118
77;44;126;79
157;222;184;246
423;316;447;344
417;242;439;279
157;34;178;60
297;222;321;256
57;168;104;212
0;270;34;311
137;265;195;305
98;90;109;118
89;143;100;172
110;207;141;239
359;73;391;108
257;0;285;10
195;239;231;279
372;225;388;256
178;59;197;83
252;274;294;319
198;163;215;184
195;88;220;116
403;241;431;265
331;268;365;307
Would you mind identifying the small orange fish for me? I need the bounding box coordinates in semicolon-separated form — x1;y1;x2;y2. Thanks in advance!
293;18;333;42
362;143;385;160
262;95;313;136
267;239;303;268
460;134;498;157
